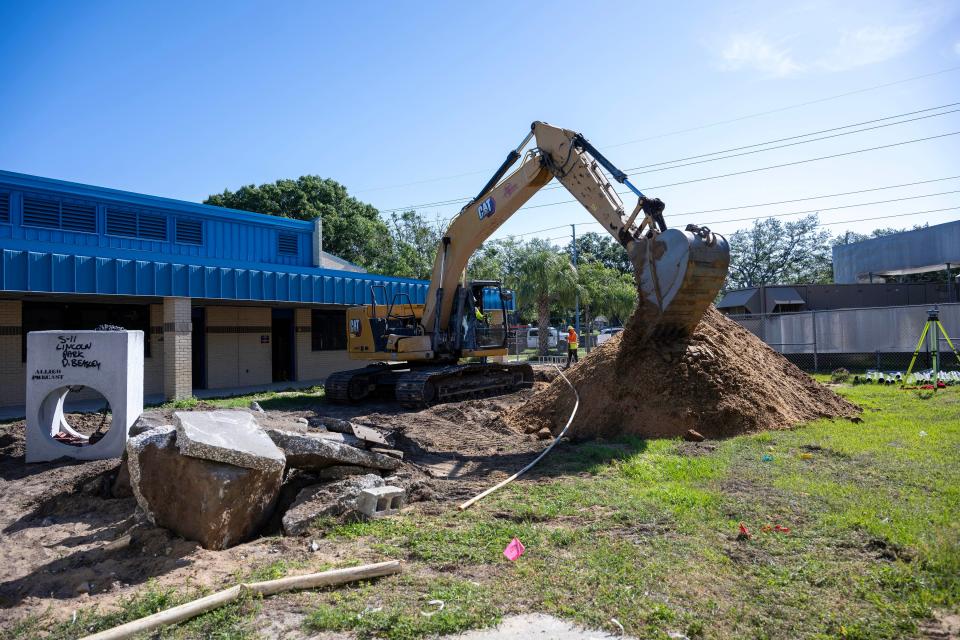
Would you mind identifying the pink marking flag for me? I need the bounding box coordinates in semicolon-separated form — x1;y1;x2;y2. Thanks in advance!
503;537;525;561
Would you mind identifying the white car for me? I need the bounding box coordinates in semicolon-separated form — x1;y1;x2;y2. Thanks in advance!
596;327;623;345
526;327;559;349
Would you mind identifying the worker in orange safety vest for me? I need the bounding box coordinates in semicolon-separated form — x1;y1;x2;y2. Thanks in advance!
565;325;579;368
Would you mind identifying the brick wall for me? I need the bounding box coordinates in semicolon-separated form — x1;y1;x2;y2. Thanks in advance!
205;306;272;389
0;300;24;407
294;307;358;382
162;297;192;400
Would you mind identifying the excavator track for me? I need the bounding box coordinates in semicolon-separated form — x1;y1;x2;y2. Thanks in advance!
325;365;387;403
395;362;534;408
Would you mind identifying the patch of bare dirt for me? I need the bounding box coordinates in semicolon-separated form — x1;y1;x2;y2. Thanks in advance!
0;389;544;627
504;307;859;440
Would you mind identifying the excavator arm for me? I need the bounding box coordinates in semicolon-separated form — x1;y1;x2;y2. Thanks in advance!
420;121;730;345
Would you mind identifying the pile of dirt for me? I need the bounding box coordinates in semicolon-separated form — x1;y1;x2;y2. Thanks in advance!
504;307;859;440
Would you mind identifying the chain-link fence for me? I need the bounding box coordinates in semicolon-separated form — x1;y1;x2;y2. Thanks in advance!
727;303;960;373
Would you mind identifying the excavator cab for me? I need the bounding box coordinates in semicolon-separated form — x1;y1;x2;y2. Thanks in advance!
451;281;509;354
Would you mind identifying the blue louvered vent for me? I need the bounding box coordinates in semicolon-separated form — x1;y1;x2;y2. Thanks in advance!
106;208;138;237
106;207;167;240
60;201;97;233
175;219;203;245
0;192;9;223
23;195;61;229
278;232;298;256
138;213;167;240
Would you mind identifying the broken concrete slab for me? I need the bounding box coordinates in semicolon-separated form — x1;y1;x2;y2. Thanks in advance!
129;412;171;437
370;447;403;460
266;429;400;471
127;425;283;550
357;485;405;519
311;416;354;433
317;465;375;480
350;423;393;447
282;474;384;535
313;431;365;447
174;410;285;474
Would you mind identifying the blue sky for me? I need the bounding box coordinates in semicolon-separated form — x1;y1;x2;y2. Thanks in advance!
1;0;958;246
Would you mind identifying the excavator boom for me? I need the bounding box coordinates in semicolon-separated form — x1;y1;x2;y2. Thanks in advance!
421;121;729;344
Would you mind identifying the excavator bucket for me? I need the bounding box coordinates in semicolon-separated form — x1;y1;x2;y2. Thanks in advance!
627;226;730;343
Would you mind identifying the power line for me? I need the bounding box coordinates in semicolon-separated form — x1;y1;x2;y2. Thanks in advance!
359;65;960;194
485;131;960;223
638;130;960;191
531;205;960;246
602;65;960;149
510;183;960;239
700;190;960;226
817;206;960;228
379;116;960;215
627;106;960;175
665;175;960;216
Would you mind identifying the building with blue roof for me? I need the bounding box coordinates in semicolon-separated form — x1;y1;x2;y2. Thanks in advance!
0;169;430;408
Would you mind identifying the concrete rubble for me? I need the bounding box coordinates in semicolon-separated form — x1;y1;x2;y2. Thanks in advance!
123;409;410;547
282;473;385;535
265;428;401;471
127;422;285;550
174;410;285;474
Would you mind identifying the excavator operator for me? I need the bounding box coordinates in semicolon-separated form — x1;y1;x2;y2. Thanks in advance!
565;325;579;368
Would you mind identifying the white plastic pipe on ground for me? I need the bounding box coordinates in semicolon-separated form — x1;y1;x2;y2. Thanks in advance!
80;560;401;640
459;365;579;510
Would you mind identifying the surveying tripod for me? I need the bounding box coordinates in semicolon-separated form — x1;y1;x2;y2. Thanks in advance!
904;306;960;388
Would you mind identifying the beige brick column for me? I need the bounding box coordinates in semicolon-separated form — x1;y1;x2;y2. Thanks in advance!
0;300;25;407
163;297;192;400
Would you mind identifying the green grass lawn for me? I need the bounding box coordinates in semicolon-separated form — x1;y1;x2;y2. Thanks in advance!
11;382;959;639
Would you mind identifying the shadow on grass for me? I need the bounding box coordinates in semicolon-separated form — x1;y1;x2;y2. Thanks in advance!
532;436;649;476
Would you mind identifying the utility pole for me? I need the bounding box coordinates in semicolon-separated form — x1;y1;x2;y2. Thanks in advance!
571;224;580;340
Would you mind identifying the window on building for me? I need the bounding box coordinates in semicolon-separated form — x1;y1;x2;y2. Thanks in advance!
21;302;151;361
22;193;96;233
176;218;203;244
311;309;347;351
278;232;299;256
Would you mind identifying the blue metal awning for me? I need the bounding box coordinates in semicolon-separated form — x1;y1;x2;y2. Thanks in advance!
0;249;428;305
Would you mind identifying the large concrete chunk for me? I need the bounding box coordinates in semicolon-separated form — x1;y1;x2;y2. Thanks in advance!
282;474;384;536
127;425;283;550
174;410;285;473
266;429;401;471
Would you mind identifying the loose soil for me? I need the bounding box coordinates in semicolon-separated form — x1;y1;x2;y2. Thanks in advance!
505;306;859;440
0;307;861;629
0;388;548;627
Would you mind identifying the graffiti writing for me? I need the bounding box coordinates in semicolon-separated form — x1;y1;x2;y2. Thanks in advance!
56;335;102;370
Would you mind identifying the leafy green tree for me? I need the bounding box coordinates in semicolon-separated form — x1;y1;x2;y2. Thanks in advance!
578;262;636;340
517;246;580;355
568;232;631;274
205;176;392;271
727;214;832;289
381;210;442;280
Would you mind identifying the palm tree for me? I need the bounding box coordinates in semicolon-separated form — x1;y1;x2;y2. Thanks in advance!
578;262;636;350
517;247;580;355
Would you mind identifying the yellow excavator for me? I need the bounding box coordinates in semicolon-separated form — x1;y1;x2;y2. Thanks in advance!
326;121;730;406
